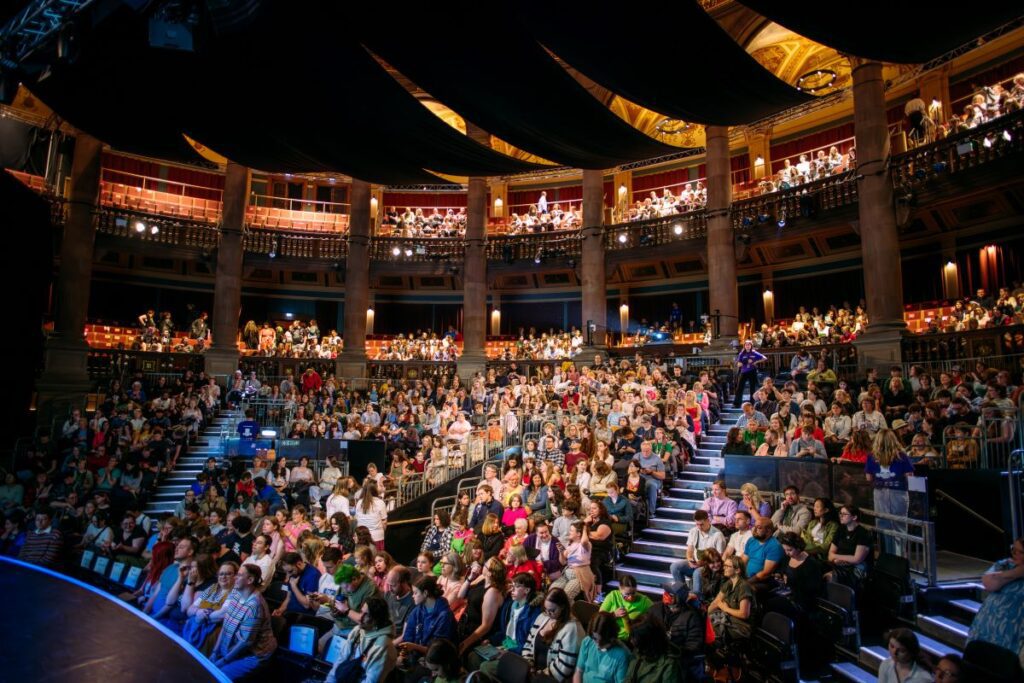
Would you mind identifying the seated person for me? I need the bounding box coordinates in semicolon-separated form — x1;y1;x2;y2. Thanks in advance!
325;597;397;683
707;556;754;643
741;518;784;591
576;611;635;683
627;614;683;682
394;575;456;672
771;486;811;536
789;430;826;459
474;574;543;675
599;574;653;641
272;551;321;617
826;504;873;588
315;564;381;654
524;519;565;583
521;587;584;683
670;510;726;585
661;582;705;680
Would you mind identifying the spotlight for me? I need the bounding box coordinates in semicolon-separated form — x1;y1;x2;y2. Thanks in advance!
777;213;786;228
742;216;753;228
932;161;947;173
673;224;683;235
150;224;160;235
915;167;927;179
404;248;413;257
134;221;146;233
269;238;277;259
1002;130;1012;142
617;233;627;244
757;213;770;224
982;136;993;149
391;246;401;256
639;232;652;247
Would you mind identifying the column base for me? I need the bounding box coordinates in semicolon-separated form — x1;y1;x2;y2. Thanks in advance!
853;323;906;372
40;335;91;389
458;353;487;383
203;347;241;381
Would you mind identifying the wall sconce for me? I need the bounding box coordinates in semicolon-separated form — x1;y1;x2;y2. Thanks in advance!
618;184;627;196
493;197;503;218
366;308;375;334
762;289;774;324
491;309;501;336
753;155;765;180
369;196;379;212
619;304;629;336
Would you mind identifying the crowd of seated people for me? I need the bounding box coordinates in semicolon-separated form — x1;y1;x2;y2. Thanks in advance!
240;319;342;359
759;145;853;195
506;199;582;234
493;328;586;361
628;183;707;221
382;206;467;238
374;332;461;361
919;286;1024;333
727;353;1020;472
944;73;1024;137
752;302;869;348
8;345;1024;681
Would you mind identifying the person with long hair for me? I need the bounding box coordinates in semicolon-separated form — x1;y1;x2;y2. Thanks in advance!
182;561;238;654
395;575;455;672
835;428;872;464
420;509;453;562
422;638;463;683
866;428;914;555
721;427;753;456
708;555;753;641
355;480;388;550
801;497;839;559
690;546;725;607
370;550;396;594
478;513;504;560
878;628;932;683
522;587;585;682
328;512;354;557
437;551;467;620
123;537;174;607
259;516;285;566
456;557;507;657
551;520;597;602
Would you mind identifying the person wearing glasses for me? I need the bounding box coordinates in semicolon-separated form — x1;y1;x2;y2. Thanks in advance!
933;654;962;682
967;536;1024;659
826;505;873;588
522;587;585;683
707;556;753;641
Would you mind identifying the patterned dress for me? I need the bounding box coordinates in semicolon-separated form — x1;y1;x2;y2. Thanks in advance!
968;559;1024;654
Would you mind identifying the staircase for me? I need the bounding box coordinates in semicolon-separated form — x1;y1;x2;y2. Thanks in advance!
611;406;741;596
143;410;242;516
830;582;981;682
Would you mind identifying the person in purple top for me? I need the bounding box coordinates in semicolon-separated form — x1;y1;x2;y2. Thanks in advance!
734;340;767;407
865;429;915;556
702;480;739;532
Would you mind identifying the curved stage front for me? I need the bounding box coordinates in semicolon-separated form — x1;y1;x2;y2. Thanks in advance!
0;556;229;682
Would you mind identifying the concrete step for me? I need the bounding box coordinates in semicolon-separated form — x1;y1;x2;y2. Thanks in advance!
663;487;704;500
631;540;687;559
947;598;981;617
615;565;673;587
680;463;721;474
649;517;692;532
675;470;719;481
918;615;969;650
620;552;679;570
915;631;963;660
604;579;662;600
660;498;701;512
859;645;887;674
640;527;693;542
831;662;878;683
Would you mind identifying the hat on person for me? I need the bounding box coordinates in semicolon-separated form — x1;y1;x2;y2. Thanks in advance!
662;581;688;605
891;419;908;430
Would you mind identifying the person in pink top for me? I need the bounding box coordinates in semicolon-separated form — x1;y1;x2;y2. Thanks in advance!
502;494;529;528
282;505;313;553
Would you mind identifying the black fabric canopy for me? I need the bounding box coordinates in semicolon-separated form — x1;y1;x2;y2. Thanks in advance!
359;5;677;170
525;1;811;126
736;1;1024;64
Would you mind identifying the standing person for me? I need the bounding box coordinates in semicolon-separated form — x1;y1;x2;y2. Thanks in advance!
865;429;914;556
354;481;388;551
734;340;767;408
210;564;277;681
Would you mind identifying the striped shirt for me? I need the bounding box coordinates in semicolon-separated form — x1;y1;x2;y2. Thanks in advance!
215;591;277;660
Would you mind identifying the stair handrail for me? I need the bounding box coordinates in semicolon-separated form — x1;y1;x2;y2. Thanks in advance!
1009;449;1023;539
934;488;1004;535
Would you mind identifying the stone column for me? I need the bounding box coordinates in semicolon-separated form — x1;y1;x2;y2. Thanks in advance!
705;125;738;343
38;133;103;409
580;169;607;349
204;161;249;380
338;178;371;382
460;176;488;381
851;59;906;369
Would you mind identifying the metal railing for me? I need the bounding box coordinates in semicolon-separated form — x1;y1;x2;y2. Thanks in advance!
603;210;707;250
760;489;938;585
730;170;858;231
238;397;296;433
383;430;488;509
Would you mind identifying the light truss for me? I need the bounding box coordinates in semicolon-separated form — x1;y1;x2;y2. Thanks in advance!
0;0;96;66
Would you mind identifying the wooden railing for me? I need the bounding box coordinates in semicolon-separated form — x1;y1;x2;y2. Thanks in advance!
603;210;707;250
730;170;859;230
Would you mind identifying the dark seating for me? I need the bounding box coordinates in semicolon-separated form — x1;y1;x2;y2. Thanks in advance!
813;581;861;655
745;611;800;683
863;552;915;625
263;580;289;612
962;640;1024;683
572;599;599;627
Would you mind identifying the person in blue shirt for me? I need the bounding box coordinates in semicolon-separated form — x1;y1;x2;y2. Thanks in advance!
236;410;260;440
865;429;914;556
273;551;322;616
254;477;283;507
734;340;767;408
395;575;455;670
576;610;634;683
742;518;785;593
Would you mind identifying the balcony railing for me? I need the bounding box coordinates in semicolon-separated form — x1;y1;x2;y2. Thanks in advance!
242;230;347;261
369;236;465;262
604;210;707;250
891;108;1024;189
486;231;581;261
95;206;220;250
730;170;858;230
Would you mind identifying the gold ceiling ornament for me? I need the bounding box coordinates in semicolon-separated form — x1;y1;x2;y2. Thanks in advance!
184;134;228;167
747;23;851;97
487;136;558;166
420;99;467;135
607;96;705;148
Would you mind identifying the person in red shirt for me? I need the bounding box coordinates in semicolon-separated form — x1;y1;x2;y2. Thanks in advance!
792;414;825;443
564;441;587;472
834;428;872;464
300;368;322;394
504;542;544;590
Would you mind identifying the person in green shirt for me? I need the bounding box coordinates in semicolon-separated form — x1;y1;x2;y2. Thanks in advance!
598;574;653;641
574;611;634;683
